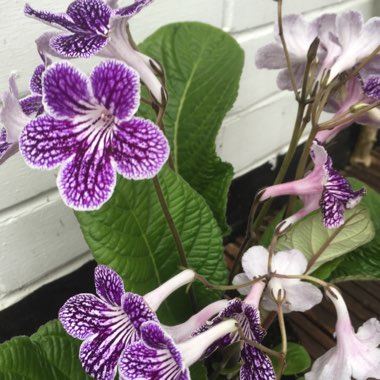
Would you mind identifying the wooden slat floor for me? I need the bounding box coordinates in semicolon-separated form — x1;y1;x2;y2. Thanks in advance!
224;149;380;362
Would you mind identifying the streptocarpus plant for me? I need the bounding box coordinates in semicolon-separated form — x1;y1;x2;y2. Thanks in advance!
0;1;380;380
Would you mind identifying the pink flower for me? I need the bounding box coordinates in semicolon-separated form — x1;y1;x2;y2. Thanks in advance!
305;287;380;380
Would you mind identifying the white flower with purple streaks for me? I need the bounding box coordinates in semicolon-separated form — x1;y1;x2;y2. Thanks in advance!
25;0;164;104
259;140;365;232
195;299;276;380
0;75;31;164
318;75;380;143
305;287;380;380
233;246;323;312
59;265;196;380
119;319;238;380
20;60;169;210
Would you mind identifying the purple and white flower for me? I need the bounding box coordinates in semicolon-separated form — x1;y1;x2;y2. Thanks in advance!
119;319;238;380
20;60;169;210
256;11;380;89
305;287;380;380
233;246;323;313
0;75;31;164
195;298;276;380
318;75;380;143
59;265;195;380
255;14;321;90
259;140;365;231
25;0;164;104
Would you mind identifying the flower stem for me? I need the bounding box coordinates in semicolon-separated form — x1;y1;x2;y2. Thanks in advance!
276;300;287;380
152;176;188;268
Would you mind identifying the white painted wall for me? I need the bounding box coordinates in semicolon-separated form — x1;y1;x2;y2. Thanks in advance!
0;0;377;309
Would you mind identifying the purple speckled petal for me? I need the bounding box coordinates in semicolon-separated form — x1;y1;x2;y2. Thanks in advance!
320;188;345;228
30;64;45;94
19;115;78;169
364;75;380;100
59;293;124;340
0;128;12;160
43;62;94;119
95;265;124;306
90;60;140;120
19;95;43;116
24;3;80;33
80;313;138;380
116;0;154;17
119;321;188;380
66;0;111;35
51;33;108;59
122;293;159;331
112;117;169;180
241;344;276;380
58;147;116;211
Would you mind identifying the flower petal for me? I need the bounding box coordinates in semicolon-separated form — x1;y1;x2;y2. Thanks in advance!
19;95;43;116
51;33;108;59
112;117;169;180
80;314;138;380
115;0;154;17
255;43;287;69
122;293;159;332
242;246;269;279
95;265;125;306
305;346;351;380
43;62;94;119
241;344;276;380
0;128;13;161
232;273;251;296
20;115;78;169
279;281;323;313
30;64;45;95
356;318;380;347
271;249;307;275
320;188;345;228
364;75;380;100
59;293;123;340
0;76;29;143
90;60;140;120
336;11;363;50
58;147;116;211
119;321;187;380
66;0;111;35
24;3;80;33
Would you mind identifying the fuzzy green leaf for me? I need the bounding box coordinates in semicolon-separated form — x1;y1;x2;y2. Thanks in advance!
139;22;244;233
277;206;374;272
76;166;227;324
0;320;89;379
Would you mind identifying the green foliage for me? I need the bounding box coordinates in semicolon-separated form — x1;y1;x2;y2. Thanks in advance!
277;205;374;273
328;178;380;281
272;342;311;376
0;320;89;380
76;166;227;324
190;362;208;379
139;22;244;233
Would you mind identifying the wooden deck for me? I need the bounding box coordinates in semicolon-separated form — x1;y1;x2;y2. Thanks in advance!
224;149;380;362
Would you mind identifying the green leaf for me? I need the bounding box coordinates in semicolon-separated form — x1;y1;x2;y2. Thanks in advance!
76;166;227;324
277;206;374;272
139;22;244;233
31;320;90;379
0;320;89;380
272;342;311;376
328;178;380;281
190;362;208;379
